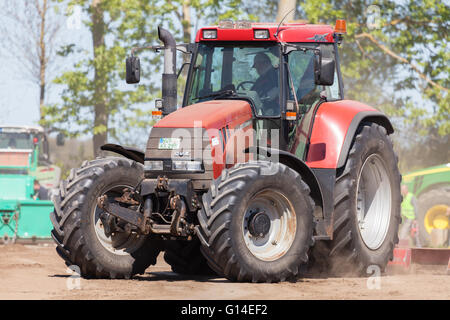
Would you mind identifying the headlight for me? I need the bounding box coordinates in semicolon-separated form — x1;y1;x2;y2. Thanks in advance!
172;160;203;171
144;160;163;171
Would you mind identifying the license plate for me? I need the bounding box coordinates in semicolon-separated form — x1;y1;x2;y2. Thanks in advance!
158;138;180;150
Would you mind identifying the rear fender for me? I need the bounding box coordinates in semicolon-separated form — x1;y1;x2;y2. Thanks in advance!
306;100;394;169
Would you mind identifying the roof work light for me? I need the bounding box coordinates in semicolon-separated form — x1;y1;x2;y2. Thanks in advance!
254;29;270;39
202;29;217;39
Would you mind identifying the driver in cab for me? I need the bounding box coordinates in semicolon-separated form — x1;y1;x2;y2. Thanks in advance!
251;53;279;115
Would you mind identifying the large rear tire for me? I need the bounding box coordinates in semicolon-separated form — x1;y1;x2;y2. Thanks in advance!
310;123;401;276
50;157;163;279
196;161;315;283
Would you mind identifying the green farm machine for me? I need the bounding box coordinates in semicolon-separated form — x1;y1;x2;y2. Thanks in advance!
0;125;62;243
403;163;450;247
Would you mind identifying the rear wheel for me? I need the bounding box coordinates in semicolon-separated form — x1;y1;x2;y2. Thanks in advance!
417;188;450;246
50;157;163;279
311;123;401;276
197;161;315;282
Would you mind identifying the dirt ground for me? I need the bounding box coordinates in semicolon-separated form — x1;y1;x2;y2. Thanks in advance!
0;243;449;300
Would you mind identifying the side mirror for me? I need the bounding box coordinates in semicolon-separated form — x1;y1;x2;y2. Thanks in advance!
314;53;335;86
126;56;140;84
56;132;65;146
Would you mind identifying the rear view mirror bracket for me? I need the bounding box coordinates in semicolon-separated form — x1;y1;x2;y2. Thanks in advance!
177;62;191;78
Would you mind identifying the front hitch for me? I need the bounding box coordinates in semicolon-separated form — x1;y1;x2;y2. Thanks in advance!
97;180;196;237
97;195;151;234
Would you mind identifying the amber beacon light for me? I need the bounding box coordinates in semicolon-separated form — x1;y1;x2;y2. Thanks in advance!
334;19;347;34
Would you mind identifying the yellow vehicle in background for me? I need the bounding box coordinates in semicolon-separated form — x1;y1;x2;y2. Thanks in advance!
403;163;450;247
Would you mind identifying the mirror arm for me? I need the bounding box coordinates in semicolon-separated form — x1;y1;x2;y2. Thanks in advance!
130;43;194;56
282;43;320;55
176;43;195;54
177;62;191;78
130;45;164;56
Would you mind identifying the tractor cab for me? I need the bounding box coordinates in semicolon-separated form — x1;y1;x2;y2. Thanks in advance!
185;22;342;110
182;22;343;152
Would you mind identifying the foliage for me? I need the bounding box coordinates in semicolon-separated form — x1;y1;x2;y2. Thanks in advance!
41;0;161;150
41;0;262;151
299;0;449;137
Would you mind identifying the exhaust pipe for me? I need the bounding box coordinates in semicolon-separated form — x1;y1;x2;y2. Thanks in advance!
158;26;177;116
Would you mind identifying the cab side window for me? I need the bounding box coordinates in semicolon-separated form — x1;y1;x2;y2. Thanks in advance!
287;44;340;113
288;50;319;114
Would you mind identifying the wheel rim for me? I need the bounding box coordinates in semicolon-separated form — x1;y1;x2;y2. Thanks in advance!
424;205;449;233
356;154;392;250
242;189;296;261
92;184;145;255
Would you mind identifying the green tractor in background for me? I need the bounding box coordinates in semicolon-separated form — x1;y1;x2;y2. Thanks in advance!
0;125;63;243
403;163;450;247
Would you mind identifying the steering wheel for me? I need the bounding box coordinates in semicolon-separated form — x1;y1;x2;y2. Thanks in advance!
236;81;255;91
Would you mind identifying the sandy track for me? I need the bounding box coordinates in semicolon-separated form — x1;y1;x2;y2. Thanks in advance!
0;244;448;300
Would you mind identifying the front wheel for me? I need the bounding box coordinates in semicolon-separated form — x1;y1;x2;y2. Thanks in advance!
51;157;163;279
196;161;315;283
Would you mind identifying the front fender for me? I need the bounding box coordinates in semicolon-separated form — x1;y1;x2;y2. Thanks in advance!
246;147;323;207
100;144;145;164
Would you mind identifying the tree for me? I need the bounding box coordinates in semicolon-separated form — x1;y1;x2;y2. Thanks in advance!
276;0;297;22
43;0;257;155
0;0;63;125
300;1;448;133
42;0;161;155
299;0;449;170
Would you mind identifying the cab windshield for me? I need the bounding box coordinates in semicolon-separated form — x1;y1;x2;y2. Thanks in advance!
0;131;33;149
187;42;280;116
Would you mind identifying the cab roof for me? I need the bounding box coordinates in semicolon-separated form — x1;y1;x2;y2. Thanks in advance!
195;22;335;43
0;125;44;133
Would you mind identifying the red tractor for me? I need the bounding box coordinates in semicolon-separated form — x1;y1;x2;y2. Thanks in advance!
51;20;401;282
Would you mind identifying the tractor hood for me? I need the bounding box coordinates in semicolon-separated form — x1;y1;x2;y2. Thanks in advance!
154;99;252;130
146;99;254;185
